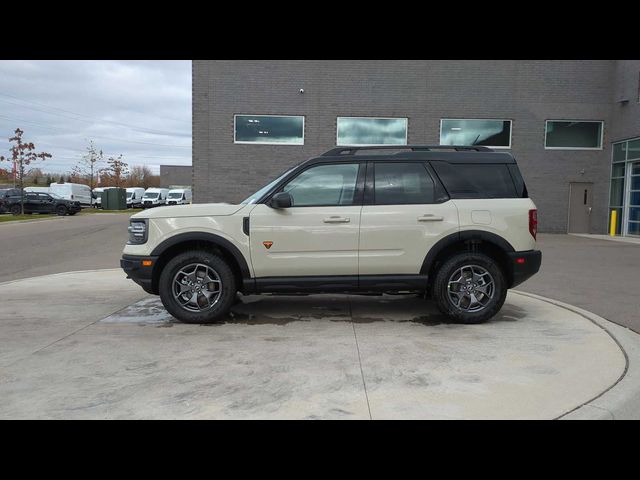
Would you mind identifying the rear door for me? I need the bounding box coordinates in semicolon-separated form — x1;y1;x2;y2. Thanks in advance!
358;162;459;276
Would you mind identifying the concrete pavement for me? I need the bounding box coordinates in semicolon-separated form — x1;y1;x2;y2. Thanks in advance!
0;269;631;420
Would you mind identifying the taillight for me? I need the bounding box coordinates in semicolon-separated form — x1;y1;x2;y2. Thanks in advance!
529;209;538;240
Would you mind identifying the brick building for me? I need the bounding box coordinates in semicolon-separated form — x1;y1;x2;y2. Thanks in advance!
193;60;640;235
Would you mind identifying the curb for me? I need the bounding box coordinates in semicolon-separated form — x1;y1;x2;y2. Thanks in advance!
513;290;640;420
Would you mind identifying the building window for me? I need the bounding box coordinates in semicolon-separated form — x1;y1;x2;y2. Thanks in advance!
610;137;640;237
234;115;304;145
439;119;512;149
336;117;407;146
544;120;603;150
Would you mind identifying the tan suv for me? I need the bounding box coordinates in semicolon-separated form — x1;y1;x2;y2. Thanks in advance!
121;146;541;324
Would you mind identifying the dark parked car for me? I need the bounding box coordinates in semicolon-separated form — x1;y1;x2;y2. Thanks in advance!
0;188;22;213
4;192;82;216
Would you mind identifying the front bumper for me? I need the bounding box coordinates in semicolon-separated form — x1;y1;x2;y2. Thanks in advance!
120;254;159;294
507;250;542;288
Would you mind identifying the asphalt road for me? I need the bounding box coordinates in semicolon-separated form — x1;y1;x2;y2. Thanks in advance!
0;213;130;283
1;214;638;333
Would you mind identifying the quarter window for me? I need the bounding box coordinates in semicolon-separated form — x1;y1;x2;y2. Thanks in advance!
282;163;359;207
440;119;512;148
234;115;304;145
336;117;407;146
374;163;435;205
545;120;603;150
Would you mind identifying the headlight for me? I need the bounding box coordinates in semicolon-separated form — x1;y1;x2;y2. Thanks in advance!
127;220;148;244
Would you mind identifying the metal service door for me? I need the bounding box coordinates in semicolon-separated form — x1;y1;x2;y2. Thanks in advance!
568;182;593;233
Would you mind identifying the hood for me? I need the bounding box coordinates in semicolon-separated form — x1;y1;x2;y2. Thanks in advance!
131;203;246;219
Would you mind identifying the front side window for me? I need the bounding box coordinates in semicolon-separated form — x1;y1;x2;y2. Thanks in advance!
337;117;407;146
545;120;603;149
282;163;359;207
440;119;512;148
234;115;304;145
374;163;435;205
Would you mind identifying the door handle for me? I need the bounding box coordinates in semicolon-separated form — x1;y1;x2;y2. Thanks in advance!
418;214;444;222
587;207;592;215
323;216;350;223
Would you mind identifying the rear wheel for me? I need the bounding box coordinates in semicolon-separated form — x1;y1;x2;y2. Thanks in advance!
56;205;68;216
158;250;237;324
432;252;507;324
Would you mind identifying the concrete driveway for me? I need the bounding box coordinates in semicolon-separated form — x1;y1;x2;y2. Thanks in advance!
0;269;627;419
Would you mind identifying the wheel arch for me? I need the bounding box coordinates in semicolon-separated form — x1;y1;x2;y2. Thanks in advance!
421;230;516;288
149;232;252;294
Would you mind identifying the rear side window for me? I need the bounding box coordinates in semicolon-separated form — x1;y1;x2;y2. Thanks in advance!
374;162;435;205
430;162;524;199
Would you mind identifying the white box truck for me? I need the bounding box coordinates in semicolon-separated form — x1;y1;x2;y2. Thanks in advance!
49;183;92;206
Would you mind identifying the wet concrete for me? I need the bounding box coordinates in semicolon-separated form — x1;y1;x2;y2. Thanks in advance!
0;269;627;419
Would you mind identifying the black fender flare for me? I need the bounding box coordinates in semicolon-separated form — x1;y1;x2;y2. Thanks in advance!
420;230;515;275
150;232;252;279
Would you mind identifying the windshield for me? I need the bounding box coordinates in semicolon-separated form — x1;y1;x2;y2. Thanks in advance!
143;192;159;199
241;168;295;204
168;192;183;199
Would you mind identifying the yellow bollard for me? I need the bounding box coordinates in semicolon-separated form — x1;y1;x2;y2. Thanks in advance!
610;209;617;236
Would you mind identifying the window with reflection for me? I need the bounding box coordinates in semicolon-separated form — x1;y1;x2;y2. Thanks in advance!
336;117;407;146
234;115;304;145
440;119;512;148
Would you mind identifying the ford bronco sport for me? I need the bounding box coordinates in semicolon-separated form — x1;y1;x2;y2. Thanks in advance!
121;146;541;324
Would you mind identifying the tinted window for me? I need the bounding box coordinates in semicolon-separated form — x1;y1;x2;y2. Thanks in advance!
283;163;359;207
235;115;304;145
440;119;512;148
337;117;407;146
431;162;519;199
545;121;603;149
374;163;435;205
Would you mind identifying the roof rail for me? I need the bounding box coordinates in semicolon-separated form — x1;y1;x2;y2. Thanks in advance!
321;145;494;156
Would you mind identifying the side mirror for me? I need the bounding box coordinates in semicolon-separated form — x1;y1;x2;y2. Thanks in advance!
269;192;292;209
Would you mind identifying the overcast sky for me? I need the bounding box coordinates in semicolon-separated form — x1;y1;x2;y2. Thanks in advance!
0;60;191;175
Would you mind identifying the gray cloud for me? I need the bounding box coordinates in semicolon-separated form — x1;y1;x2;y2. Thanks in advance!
0;60;191;175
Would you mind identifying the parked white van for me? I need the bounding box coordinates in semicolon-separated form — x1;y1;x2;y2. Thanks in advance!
142;188;170;208
126;188;146;208
165;188;192;206
49;183;92;206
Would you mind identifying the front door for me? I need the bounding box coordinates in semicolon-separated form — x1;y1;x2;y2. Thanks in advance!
359;162;459;275
250;162;363;278
568;182;593;233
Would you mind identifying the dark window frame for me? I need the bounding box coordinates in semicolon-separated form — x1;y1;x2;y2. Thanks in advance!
544;120;604;150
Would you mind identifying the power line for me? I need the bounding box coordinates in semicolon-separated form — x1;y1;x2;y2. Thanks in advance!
0;114;192;149
0;92;191;138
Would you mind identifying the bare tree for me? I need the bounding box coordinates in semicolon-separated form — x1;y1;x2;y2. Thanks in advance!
106;154;129;188
0;128;51;214
128;165;156;188
72;140;104;204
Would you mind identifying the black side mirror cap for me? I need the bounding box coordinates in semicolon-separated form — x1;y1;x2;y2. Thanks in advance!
269;192;292;209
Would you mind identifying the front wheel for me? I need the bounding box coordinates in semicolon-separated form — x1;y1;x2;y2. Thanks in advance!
10;205;21;215
158;250;237;324
56;205;68;216
431;252;507;324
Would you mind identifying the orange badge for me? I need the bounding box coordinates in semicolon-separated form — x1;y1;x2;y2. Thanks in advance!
263;241;273;250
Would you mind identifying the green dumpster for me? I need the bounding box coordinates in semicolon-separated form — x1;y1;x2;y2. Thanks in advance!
102;187;127;210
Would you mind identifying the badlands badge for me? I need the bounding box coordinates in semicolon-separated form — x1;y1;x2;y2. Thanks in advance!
263;241;274;250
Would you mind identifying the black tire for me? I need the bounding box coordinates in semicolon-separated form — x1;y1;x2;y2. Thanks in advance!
10;205;21;215
56;205;68;216
431;252;507;324
158;250;237;324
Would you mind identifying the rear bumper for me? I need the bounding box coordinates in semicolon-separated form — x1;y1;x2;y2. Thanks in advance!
120;254;158;294
507;250;542;288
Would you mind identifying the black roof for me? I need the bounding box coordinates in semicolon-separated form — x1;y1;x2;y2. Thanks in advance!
312;145;516;164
